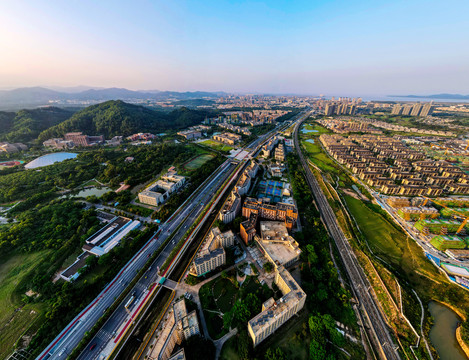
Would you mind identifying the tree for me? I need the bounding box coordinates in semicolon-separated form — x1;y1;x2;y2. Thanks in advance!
265;347;286;360
263;261;274;273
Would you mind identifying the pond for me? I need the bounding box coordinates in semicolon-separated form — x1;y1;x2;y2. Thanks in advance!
305;139;315;144
428;301;467;360
25;152;77;169
301;129;319;134
64;187;112;199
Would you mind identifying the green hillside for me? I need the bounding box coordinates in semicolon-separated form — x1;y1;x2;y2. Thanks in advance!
0;107;73;142
38;100;215;140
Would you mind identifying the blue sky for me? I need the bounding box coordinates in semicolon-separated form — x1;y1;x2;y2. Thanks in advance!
0;0;468;96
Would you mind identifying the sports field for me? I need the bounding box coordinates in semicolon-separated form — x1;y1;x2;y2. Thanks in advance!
0;160;24;170
183;154;215;171
200;140;233;152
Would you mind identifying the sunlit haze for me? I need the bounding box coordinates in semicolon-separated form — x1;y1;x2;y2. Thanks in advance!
1;0;468;95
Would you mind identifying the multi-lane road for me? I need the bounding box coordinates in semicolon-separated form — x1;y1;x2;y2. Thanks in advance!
293;118;401;360
37;159;238;360
37;119;292;360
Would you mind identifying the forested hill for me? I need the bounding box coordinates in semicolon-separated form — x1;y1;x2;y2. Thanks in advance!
38;100;215;140
0;107;74;143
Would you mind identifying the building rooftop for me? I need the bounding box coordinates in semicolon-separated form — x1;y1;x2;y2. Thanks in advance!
258;221;301;266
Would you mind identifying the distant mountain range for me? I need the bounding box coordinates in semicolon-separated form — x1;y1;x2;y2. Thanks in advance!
390;93;469;100
0;86;227;108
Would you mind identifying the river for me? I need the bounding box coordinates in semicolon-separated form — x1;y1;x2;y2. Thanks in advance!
429;301;467;360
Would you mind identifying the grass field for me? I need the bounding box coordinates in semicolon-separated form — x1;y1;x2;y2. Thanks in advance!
200;140;234;152
0;252;50;359
342;195;469;310
183;154;215;171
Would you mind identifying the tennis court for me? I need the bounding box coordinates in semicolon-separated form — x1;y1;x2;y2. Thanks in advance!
257;180;286;203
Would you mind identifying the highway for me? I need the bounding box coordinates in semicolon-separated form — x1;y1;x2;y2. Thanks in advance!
293;117;401;360
37;119;292;360
37;159;237;360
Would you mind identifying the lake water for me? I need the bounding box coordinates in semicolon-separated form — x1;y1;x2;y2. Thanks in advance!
306;139;315;144
25;152;77;169
428;301;467;360
0;216;8;224
301;129;319;134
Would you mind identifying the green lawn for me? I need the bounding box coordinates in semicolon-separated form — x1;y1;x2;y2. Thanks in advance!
199;275;266;339
212;278;238;313
200;140;234;152
0;252;50;359
301;139;340;175
183;154;215;171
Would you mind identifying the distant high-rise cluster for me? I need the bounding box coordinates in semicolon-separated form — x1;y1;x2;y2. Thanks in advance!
391;103;434;117
324;102;357;116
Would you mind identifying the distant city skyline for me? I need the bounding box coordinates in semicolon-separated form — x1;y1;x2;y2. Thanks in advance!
1;0;468;96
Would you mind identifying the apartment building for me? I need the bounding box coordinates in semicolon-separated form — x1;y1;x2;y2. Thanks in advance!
240;213;258;244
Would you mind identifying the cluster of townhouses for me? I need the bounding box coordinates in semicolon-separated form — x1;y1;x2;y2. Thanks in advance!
218;122;252;136
320;134;469;196
356;117;455;137
317;118;382;134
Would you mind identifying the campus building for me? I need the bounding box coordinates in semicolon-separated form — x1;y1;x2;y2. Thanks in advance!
138;171;186;206
152;299;199;360
240;198;298;244
219;190;242;223
82;216;141;256
256;221;301;268
177;129;202;140
191;227;235;276
248;265;306;346
64;132;104;147
213;132;242;145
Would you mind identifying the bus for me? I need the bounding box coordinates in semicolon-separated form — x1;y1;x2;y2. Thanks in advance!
124;291;137;313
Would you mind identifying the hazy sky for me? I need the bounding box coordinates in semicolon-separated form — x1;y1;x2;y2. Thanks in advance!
0;0;468;96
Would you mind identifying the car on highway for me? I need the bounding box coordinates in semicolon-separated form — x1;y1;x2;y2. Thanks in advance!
89;343;97;351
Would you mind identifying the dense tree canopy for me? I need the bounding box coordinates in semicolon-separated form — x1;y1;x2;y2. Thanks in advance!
0;107;73;142
38;100;217;140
